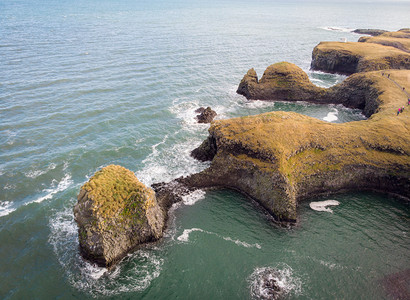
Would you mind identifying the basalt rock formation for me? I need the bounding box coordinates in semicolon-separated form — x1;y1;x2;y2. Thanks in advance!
236;62;380;117
196;106;217;123
191;69;410;222
74;165;165;268
236;62;327;102
311;29;410;74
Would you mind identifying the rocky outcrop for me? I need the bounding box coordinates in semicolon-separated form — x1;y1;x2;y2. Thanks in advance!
195;107;217;123
310;30;410;74
192;69;410;222
236;62;380;117
73;165;165;268
353;29;388;36
237;62;327;101
311;41;410;74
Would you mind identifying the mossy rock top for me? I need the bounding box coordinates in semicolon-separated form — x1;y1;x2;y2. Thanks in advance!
82;164;155;221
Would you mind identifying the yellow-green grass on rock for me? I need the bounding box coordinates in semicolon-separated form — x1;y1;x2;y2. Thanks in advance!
359;36;410;53
310;30;410;75
311;41;410;74
190;69;410;222
74;165;165;267
237;62;327;101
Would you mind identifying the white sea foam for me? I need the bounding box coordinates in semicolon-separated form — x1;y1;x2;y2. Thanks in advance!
177;228;261;249
3;183;15;190
323;108;339;122
249;264;303;299
29;173;73;204
309;200;340;213
177;228;204;242
49;203;164;297
223;236;262;249
182;189;206;206
136;137;209;187
24;163;57;178
320;26;354;33
0;201;16;217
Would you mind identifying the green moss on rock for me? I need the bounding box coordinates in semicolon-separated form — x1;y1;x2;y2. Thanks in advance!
74;165;164;268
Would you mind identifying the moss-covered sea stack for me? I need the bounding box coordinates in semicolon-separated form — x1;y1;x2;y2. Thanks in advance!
73;165;165;268
237;62;327;101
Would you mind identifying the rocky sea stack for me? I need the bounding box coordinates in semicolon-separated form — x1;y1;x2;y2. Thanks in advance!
73;165;165;267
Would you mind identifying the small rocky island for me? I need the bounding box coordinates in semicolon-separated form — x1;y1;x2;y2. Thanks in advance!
75;29;410;267
74;165;165;268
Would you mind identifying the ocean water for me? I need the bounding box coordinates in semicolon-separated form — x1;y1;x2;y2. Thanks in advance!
1;0;409;299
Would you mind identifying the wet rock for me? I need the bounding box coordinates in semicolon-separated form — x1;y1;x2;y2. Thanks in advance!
73;165;165;268
250;268;283;300
196;106;217;123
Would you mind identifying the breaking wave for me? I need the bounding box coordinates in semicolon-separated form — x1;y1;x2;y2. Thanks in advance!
29;173;73;204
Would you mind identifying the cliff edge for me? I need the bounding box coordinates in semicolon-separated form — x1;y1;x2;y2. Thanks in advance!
311;29;410;74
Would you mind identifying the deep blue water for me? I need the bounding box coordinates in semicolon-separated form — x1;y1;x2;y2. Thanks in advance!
1;0;409;299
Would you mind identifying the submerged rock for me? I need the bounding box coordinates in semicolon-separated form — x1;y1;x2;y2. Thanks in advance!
73;165;165;268
196;106;217;123
249;267;284;300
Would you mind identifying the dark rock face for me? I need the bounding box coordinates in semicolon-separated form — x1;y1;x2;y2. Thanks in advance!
73;165;165;268
310;44;360;75
196;107;217;123
353;29;388;36
191;136;217;162
310;41;410;75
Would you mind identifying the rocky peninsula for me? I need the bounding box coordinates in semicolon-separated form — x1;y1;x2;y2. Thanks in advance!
188;29;410;222
311;29;410;74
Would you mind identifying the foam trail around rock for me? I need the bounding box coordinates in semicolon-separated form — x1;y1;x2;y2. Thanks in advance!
177;228;261;249
309;200;340;213
248;264;303;299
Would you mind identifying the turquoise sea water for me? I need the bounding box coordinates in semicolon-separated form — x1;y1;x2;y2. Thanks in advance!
1;0;409;299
